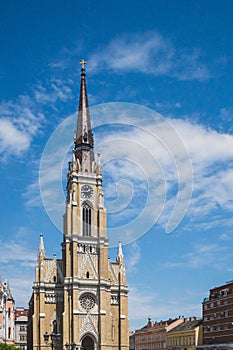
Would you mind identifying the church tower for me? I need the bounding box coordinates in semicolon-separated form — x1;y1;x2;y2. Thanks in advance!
28;61;129;350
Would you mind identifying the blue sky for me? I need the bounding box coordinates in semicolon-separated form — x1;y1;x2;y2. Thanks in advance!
1;0;233;330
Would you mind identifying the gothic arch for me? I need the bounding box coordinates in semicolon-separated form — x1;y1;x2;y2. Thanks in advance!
82;201;93;236
81;334;96;350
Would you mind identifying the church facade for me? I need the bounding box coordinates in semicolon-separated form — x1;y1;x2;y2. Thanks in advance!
27;62;129;350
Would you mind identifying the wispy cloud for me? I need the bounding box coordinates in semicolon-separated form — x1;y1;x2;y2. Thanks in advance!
165;242;232;270
0;228;36;264
88;31;210;81
128;285;201;330
99;112;233;233
125;242;141;273
0;97;44;160
0;76;74;161
36;103;233;242
34;78;73;106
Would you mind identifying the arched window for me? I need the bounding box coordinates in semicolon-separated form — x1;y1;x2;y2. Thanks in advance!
82;202;92;236
52;320;57;334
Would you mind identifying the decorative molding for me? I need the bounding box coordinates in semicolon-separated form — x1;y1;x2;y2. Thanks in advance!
111;296;119;305
45;293;63;303
78;250;98;279
108;261;118;285
79;313;98;341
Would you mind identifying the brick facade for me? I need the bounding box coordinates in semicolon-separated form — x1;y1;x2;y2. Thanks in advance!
201;281;233;349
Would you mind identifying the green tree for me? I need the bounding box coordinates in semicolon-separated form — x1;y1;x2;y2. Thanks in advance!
0;344;21;350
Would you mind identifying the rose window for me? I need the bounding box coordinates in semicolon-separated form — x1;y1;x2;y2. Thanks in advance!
80;294;95;311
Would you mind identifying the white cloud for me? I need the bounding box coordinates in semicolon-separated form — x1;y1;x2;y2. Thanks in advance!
88;31;210;81
0;118;30;155
0;76;74;161
167;118;233;226
34;78;73;106
99;113;233;232
0;97;44;159
0;238;36;264
0;227;37;305
128;286;201;330
37;103;233;241
11;278;33;307
23;179;43;207
165;242;231;270
125;242;141;273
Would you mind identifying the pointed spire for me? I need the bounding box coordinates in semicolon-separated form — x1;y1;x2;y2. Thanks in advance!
38;233;45;258
116;241;124;262
75;60;94;150
74;60;94;172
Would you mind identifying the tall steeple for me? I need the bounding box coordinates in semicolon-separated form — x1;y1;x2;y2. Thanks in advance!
74;60;94;172
28;62;129;350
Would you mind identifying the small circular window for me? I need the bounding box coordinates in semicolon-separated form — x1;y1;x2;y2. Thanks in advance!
80;294;95;311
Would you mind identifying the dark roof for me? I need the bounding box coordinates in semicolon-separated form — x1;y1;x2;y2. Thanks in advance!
168;319;202;333
136;318;181;332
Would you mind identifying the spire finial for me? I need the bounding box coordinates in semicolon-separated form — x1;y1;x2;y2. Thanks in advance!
38;233;45;258
80;59;87;70
116;241;125;274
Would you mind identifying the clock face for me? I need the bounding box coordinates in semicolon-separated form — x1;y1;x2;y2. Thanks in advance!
81;185;93;199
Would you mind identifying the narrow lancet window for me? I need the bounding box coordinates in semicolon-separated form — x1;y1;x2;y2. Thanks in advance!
82;202;92;236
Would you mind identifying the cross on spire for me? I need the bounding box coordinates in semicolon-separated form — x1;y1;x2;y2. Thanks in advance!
80;59;87;69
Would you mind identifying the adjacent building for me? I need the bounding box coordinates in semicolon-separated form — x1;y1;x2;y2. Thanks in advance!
199;281;233;349
129;331;135;350
135;317;184;350
167;317;202;350
0;279;15;344
14;307;28;350
27;62;129;350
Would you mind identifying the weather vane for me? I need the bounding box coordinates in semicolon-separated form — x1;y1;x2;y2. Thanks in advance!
80;59;87;69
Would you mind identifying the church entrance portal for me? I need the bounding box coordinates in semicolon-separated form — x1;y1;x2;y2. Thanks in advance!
82;335;95;350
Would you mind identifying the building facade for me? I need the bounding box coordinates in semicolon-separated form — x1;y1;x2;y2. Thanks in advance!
167;317;202;350
129;332;135;350
0;279;15;344
200;281;233;349
14;307;28;350
135;317;184;350
28;62;129;350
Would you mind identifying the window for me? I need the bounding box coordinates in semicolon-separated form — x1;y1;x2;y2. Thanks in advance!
52;320;57;334
221;288;229;296
82;202;92;236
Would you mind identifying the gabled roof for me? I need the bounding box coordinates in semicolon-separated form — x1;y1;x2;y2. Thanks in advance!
168;318;202;333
